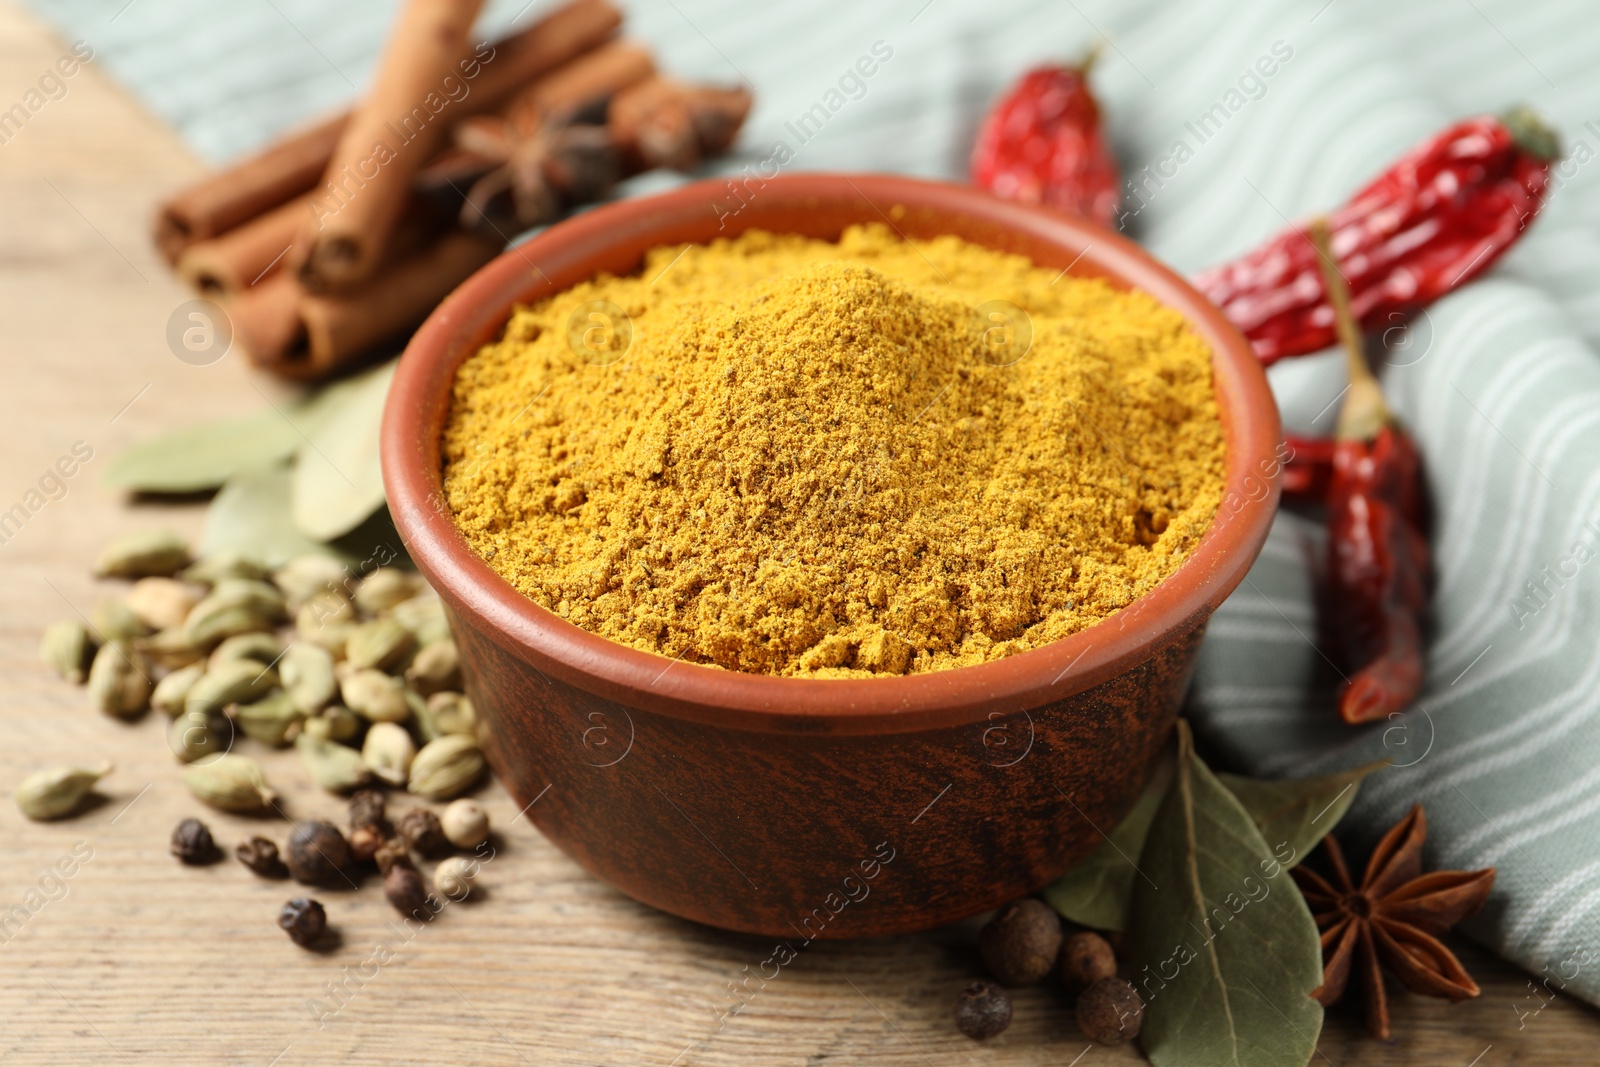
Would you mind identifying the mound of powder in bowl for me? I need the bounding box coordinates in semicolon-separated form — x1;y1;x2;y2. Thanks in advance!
440;224;1226;677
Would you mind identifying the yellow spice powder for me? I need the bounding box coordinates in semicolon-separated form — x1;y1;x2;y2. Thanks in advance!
441;223;1226;677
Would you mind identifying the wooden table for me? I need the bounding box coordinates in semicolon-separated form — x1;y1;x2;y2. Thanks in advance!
0;4;1594;1063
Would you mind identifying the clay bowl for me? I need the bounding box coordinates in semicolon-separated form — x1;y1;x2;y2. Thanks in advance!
382;173;1280;940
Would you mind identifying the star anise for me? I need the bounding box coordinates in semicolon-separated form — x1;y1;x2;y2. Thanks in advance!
1291;804;1495;1039
443;113;605;234
415;77;752;238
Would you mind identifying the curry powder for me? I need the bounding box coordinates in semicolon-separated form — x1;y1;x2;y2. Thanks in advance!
441;224;1226;676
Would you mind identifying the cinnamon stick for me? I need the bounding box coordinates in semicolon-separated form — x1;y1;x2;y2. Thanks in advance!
176;194;311;294
228;271;304;367
178;194;445;295
421;41;657;230
153;0;622;265
435;41;657;177
231;231;501;381
155;117;345;265
609;76;753;171
291;0;488;292
502;40;655;134
469;0;622;107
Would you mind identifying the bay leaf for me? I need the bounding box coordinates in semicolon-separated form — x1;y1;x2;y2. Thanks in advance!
1042;753;1172;931
201;464;354;569
1130;721;1324;1067
329;505;413;573
290;360;396;541
1218;761;1386;869
104;406;306;493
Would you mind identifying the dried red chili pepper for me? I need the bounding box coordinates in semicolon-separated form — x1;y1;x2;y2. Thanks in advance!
1282;432;1335;502
1308;220;1431;725
1196;107;1559;365
970;49;1120;227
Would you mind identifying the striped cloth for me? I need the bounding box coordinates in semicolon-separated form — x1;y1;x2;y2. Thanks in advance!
30;0;1600;1003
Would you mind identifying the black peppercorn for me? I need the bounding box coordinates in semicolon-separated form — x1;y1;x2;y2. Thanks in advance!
1076;977;1143;1045
979;898;1062;985
397;808;448;857
236;836;287;878
286;820;351;886
170;817;218;865
1060;930;1118;992
954;980;1012;1041
278;897;327;947
373;836;413;875
383;864;435;920
349;787;388;835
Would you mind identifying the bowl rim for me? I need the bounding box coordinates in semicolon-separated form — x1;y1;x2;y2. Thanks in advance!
382;172;1281;734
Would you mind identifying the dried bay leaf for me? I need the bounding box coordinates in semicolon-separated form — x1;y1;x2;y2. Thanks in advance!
1042;753;1172;931
104;361;398;497
1045;752;1379;931
104;407;306;493
290;360;396;541
1129;721;1324;1067
201;464;352;568
1218;761;1386;868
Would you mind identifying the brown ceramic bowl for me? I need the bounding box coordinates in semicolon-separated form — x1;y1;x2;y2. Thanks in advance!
382;173;1279;940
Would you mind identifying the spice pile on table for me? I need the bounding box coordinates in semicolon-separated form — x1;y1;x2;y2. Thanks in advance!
153;0;751;382
949;722;1495;1058
25;532;501;947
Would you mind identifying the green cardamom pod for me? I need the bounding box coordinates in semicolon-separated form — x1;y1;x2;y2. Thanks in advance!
274;554;350;611
125;576;200;632
303;704;361;742
207;631;283;671
181;754;275;813
405;639;460;696
426;691;477;737
183;603;272;649
209;577;288;615
185;659;278;716
361;722;416;786
39;619;95;684
86;641;154;718
280;642;337;714
91;597;149;642
345;618;417;673
180;551;270;586
340;668;410;722
408;735;485;800
151;662;206;717
352;567;419;615
14;762;113;820
231;691;305;746
183;578;285;648
138;626;204;671
390;593;450;647
169;708;230;763
407;687;439;743
295;590;357;654
93;528;189;579
296;733;372;794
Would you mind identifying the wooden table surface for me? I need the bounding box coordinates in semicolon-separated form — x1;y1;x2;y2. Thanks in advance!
1;3;1595;1063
